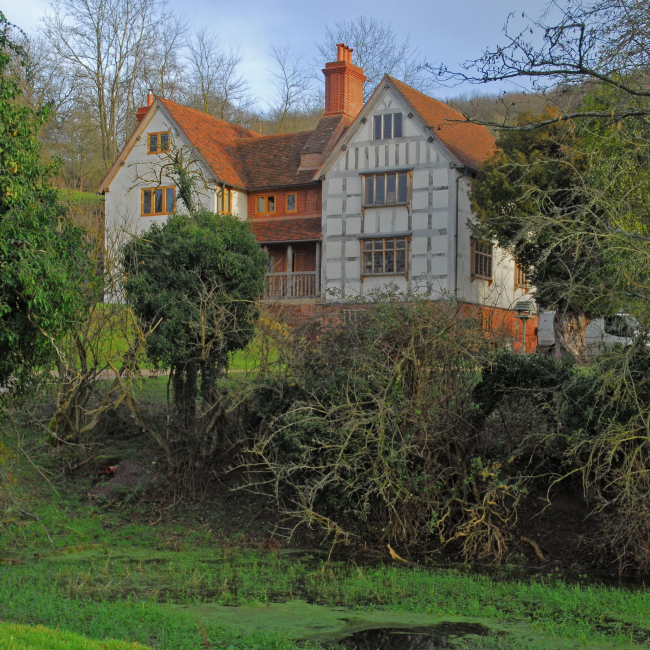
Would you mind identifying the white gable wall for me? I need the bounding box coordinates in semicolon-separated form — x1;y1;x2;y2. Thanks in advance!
103;105;248;245
321;84;527;310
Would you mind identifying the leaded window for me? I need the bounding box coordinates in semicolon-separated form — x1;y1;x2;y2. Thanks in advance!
362;237;408;275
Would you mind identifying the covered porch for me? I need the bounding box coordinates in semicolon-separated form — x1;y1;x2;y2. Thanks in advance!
264;241;321;299
252;215;322;300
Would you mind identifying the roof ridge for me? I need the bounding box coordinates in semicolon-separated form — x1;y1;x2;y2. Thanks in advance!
234;130;314;143
385;76;496;172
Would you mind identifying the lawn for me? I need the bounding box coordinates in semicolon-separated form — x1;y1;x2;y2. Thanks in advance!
0;623;150;650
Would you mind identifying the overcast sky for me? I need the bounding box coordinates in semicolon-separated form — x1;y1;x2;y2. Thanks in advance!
6;0;552;104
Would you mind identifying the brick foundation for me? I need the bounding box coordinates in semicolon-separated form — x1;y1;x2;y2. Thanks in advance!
262;300;539;352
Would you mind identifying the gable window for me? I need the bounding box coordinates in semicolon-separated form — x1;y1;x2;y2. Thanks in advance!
361;237;408;275
141;186;175;216
514;262;529;292
147;131;170;154
472;239;493;281
217;187;232;213
256;195;275;214
286;193;297;212
373;113;403;140
363;172;409;206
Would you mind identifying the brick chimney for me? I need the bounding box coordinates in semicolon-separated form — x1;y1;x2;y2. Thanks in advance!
322;44;366;119
135;90;154;123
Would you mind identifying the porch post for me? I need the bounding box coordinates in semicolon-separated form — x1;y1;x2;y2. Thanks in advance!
315;241;321;297
287;244;293;298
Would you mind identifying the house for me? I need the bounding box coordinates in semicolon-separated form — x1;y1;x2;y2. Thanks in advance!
99;44;537;350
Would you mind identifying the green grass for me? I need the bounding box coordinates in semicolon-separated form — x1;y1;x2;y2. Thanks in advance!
0;622;150;650
2;546;649;648
1;440;649;649
58;189;104;209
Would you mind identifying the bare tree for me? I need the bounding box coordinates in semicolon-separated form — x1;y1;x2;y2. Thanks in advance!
140;12;187;101
428;0;650;129
267;43;315;134
316;17;434;100
185;27;252;121
41;0;170;167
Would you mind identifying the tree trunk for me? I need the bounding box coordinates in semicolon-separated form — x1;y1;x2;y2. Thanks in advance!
172;362;198;427
553;308;588;359
200;359;221;406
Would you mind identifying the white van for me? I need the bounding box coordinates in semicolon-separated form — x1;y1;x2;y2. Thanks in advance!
537;311;640;354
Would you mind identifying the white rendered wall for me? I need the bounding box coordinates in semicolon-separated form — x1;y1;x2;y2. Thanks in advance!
104;106;248;244
454;173;529;310
322;89;452;299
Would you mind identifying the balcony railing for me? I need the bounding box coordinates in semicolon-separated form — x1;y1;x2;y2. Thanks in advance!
266;271;318;298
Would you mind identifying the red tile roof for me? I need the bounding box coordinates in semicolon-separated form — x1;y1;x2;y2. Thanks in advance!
159;99;260;188
251;216;322;243
389;77;497;171
236;131;316;189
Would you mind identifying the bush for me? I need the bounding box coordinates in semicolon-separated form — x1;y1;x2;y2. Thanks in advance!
249;294;525;561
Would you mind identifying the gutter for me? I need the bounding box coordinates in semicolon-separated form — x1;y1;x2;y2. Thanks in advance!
454;168;470;296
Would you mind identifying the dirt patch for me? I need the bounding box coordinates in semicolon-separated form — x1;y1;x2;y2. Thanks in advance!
92;459;151;502
515;480;601;571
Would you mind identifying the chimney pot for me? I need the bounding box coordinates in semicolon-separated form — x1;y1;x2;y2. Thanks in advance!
147;90;154;107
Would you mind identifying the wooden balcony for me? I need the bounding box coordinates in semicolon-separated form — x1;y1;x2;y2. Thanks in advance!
266;271;319;298
263;241;320;300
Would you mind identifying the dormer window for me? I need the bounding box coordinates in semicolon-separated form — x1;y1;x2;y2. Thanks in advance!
373;113;403;140
148;131;170;154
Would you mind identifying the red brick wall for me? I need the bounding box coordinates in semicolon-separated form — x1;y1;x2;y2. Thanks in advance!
293;244;316;272
460;304;539;353
267;245;286;272
264;301;539;352
249;186;321;219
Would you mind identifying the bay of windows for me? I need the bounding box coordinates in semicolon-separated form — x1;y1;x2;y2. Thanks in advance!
256;195;275;214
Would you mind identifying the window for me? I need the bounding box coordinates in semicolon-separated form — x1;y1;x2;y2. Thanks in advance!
364;172;408;206
514;262;529;292
361;237;408;275
286;193;297;212
472;240;493;281
256;195;275;214
479;310;493;331
373;113;403;140
141;186;175;216
218;187;232;213
147;131;170;154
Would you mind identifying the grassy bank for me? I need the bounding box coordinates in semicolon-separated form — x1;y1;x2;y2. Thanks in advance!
1;482;649;649
1;430;649;649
